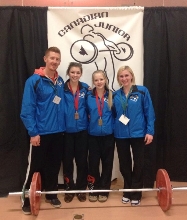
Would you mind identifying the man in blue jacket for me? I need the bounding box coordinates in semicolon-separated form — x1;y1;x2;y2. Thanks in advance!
20;47;65;214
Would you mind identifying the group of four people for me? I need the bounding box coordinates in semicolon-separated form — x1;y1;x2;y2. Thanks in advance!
20;47;155;215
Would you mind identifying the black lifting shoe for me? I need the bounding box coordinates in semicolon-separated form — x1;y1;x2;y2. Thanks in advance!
64;193;75;203
45;198;61;208
22;198;31;215
77;193;86;202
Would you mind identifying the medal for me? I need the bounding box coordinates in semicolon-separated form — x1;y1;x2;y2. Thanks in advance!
69;82;80;120
96;91;104;126
74;112;79;119
98;118;102;126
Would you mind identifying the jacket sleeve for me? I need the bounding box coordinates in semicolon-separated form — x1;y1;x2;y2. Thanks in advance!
111;92;117;118
85;91;90;116
143;88;155;135
20;77;39;137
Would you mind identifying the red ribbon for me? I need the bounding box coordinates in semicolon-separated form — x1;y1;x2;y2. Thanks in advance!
69;83;79;111
96;91;104;118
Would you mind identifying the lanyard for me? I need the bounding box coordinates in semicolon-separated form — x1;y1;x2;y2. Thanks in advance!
49;81;58;95
69;83;79;111
96;91;104;118
45;74;58;93
120;86;132;114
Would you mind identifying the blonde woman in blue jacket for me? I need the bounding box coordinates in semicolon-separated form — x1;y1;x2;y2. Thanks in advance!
86;70;114;203
113;66;155;206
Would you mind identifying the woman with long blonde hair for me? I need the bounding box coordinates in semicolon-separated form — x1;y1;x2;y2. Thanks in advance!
113;66;155;206
86;70;115;203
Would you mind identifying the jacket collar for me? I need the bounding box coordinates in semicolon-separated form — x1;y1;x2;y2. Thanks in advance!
64;79;83;91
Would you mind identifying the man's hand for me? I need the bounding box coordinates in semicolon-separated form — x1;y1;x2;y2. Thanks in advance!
30;135;40;146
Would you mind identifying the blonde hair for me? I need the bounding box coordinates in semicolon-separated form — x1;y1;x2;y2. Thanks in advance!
117;66;136;86
92;70;113;110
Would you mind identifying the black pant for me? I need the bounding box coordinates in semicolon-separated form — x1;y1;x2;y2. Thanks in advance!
25;132;64;200
63;130;88;190
116;137;145;200
88;134;115;196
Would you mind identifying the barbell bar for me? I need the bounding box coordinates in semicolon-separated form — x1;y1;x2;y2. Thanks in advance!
1;169;176;215
8;188;160;196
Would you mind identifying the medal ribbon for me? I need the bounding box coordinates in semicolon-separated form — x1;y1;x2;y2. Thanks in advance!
120;86;132;115
69;83;79;111
48;81;57;95
96;91;104;118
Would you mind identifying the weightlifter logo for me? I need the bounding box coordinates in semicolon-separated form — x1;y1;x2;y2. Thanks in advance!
69;24;134;90
130;94;139;102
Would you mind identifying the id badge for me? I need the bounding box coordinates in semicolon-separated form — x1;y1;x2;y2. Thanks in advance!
98;118;103;126
53;95;61;104
74;112;79;119
119;114;130;125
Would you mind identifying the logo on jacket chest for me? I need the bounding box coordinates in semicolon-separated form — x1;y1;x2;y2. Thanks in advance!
57;80;63;87
79;92;85;98
129;95;139;102
104;97;108;103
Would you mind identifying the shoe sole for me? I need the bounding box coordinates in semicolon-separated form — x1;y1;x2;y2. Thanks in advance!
122;201;130;204
98;199;107;202
98;196;108;202
78;199;86;202
131;203;140;206
89;198;97;202
22;211;31;215
122;200;130;204
51;204;61;208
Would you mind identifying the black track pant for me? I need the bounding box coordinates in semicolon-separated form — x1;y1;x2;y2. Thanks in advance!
24;132;64;200
63;130;88;190
88;134;115;196
116;137;145;200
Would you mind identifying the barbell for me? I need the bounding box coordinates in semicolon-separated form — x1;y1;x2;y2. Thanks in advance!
1;169;186;216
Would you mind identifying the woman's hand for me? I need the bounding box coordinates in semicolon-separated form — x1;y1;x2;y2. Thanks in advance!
144;134;153;145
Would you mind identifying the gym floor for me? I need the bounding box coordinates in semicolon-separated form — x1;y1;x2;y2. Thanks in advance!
1;179;187;220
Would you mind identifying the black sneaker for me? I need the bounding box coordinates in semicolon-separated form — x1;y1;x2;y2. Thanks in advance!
45;198;61;208
122;197;130;204
22;198;31;215
131;200;141;206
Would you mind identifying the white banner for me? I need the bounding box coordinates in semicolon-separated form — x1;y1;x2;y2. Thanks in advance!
47;7;144;91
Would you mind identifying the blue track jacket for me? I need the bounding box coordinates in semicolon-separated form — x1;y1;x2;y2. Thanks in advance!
20;68;65;137
64;80;89;133
113;85;155;138
86;88;114;136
